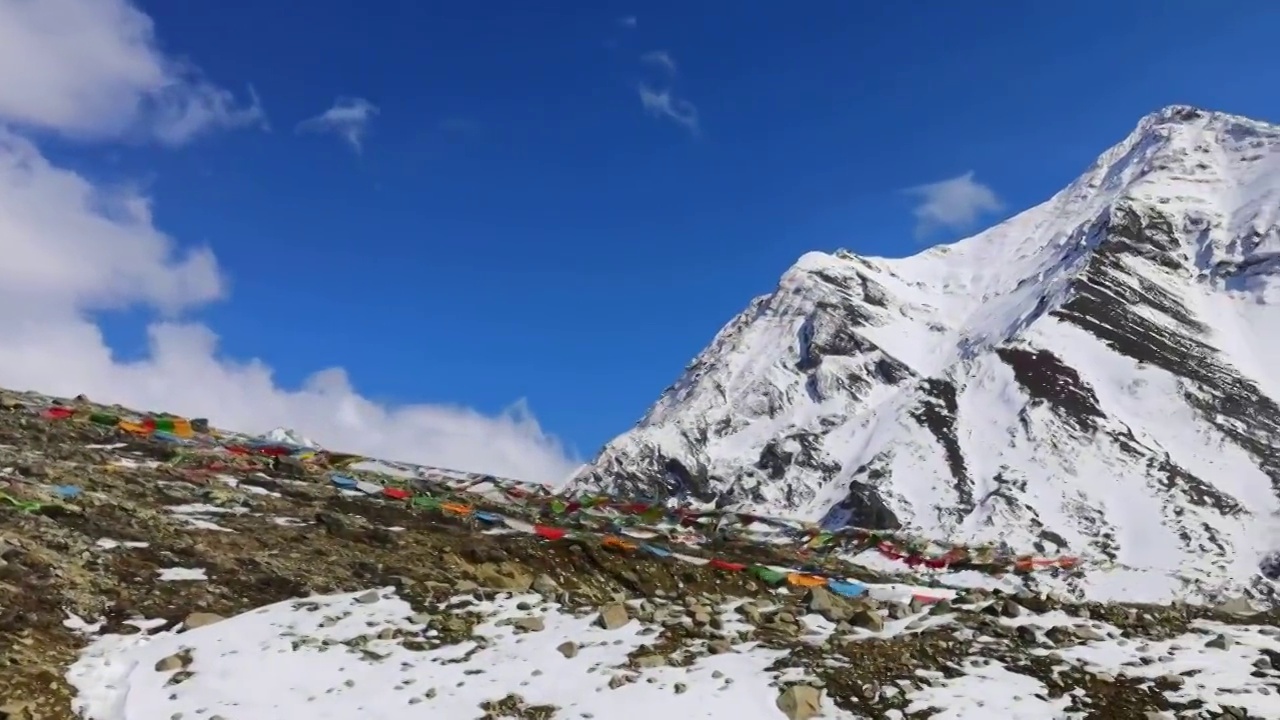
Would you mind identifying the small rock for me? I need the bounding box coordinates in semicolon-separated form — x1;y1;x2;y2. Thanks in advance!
848;609;884;632
532;574;560;595
1071;625;1107;642
707;639;733;655
1000;599;1022;618
473;563;533;592
0;702;34;720
804;587;852;623
1206;633;1233;651
514;616;545;632
154;650;192;672
596;602;630;630
634;654;667;669
776;685;822;720
355;590;380;604
182;612;224;631
556;641;579;659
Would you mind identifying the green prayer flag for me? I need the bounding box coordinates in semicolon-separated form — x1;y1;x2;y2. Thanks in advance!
748;565;787;584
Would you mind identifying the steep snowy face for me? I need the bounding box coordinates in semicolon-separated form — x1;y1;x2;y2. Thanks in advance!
567;106;1280;596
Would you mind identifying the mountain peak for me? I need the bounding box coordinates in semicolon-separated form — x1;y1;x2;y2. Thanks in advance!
1137;103;1270;132
569;107;1280;603
261;426;322;449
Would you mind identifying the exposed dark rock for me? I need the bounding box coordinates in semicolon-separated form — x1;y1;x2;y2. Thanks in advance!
820;479;901;530
1054;204;1280;494
995;346;1105;433
909;378;972;519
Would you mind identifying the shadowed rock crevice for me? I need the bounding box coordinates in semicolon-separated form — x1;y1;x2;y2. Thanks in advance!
1150;457;1244;517
996;346;1105;433
908;378;973;519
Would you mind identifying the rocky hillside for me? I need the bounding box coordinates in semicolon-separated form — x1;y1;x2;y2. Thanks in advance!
567;105;1280;602
2;388;1280;720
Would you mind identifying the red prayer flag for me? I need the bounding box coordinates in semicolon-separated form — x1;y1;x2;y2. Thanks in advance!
534;525;567;541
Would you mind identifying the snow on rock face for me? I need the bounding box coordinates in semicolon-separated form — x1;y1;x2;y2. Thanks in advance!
260;426;322;449
568;105;1280;598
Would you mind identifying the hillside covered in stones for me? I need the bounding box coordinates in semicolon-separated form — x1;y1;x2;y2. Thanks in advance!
1;388;1279;719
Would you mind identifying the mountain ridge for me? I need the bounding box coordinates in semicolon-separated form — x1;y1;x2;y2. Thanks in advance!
566;104;1280;602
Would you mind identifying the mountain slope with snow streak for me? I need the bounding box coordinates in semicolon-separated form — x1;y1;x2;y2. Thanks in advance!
568;105;1280;601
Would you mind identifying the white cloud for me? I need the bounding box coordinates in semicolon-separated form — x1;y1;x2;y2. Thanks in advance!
638;85;698;134
618;15;637;28
0;1;581;486
297;97;379;154
905;171;1003;238
0;0;266;144
640;50;677;75
0;129;580;484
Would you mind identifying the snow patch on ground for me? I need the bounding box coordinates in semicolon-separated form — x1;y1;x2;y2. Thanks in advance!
65;589;857;720
65;587;1280;720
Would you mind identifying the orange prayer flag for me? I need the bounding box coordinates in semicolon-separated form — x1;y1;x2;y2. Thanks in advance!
785;573;827;588
601;536;637;552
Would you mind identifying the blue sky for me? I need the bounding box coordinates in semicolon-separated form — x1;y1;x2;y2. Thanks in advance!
4;0;1280;481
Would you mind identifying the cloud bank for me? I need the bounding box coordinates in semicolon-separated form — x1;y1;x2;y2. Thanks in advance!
0;0;265;144
0;0;580;485
905;171;1003;239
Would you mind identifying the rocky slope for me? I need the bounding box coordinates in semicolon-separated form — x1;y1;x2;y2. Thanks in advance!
3;388;1279;720
567;106;1280;601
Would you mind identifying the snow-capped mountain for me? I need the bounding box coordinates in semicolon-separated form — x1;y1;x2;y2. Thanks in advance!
567;105;1280;595
260;426;322;449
